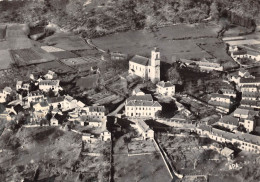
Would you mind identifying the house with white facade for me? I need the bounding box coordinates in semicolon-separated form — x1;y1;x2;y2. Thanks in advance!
196;126;260;153
33;101;49;118
241;85;258;93
100;130;111;141
44;70;57;80
129;47;160;83
89;120;102;127
209;93;232;113
239;77;260;87
220;89;236;98
156;81;175;97
240;117;256;132
136;120;154;140
0;87;12;103
217;116;239;130
210;93;231;103
27;90;44;104
233;108;250;119
132;88;145;96
125;94;162;118
47;96;65;109
39;80;60;92
82;106;106;122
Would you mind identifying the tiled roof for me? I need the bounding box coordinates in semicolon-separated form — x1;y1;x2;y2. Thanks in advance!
39;80;60;86
197;125;212;132
130;55;149;66
3;87;12;93
89;106;106;112
241;85;258;88
232;50;247;55
219;116;239;126
39;101;49;107
211;128;235;141
242;92;260;98
28;90;43;97
241;100;260;106
235;132;260;145
47;96;65;104
126;94;153;103
247;50;260;57
137;120;150;132
221;89;235;94
234;108;249;116
240;77;260;84
126;100;161;107
211;93;230;99
221;147;234;156
157;81;174;88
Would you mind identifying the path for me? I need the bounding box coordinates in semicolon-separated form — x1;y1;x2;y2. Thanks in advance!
107;102;125;116
85;39;106;53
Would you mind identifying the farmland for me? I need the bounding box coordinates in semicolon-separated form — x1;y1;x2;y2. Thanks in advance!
0;50;13;70
92;23;236;69
44;33;92;51
113;131;172;182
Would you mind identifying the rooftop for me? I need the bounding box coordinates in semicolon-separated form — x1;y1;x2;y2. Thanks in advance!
126;100;162;107
89;106;106;112
130;55;150;66
137;120;150;132
157;81;174;88
47;96;65;104
211;93;230;99
234;108;249;116
39;80;60;86
240;77;260;84
127;94;153;103
219;116;239;126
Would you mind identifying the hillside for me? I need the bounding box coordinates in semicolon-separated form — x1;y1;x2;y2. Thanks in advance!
0;0;259;37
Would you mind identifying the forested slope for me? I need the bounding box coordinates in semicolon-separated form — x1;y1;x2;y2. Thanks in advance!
0;0;259;38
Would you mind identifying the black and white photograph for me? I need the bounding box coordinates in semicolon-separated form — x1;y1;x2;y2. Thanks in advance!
0;0;260;182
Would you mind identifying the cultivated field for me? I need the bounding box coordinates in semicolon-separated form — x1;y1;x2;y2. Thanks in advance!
44;33;92;51
113;132;172;182
35;60;75;74
0;50;13;70
93;23;231;64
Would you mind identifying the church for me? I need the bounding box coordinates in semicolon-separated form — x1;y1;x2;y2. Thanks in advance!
129;47;160;83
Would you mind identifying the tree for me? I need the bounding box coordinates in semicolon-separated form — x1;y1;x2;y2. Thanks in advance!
210;1;219;21
167;66;181;84
197;79;203;87
186;82;193;94
47;88;55;98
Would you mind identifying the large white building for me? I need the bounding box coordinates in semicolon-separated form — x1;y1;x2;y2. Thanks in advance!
125;94;162;118
156;81;175;97
82;106;106;122
39;80;60;92
129;48;160;83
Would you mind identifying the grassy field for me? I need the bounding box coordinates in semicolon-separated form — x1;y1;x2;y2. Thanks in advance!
0;50;13;70
44;33;92;51
113;130;172;182
93;23;235;65
114;154;172;182
35;60;75;74
155;23;220;39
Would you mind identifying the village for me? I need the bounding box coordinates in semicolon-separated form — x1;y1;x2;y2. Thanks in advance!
0;19;260;182
0;33;260;181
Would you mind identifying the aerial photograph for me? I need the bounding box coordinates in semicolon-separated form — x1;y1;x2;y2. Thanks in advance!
0;0;260;182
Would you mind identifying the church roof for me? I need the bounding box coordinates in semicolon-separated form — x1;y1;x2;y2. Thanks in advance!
130;55;149;66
